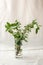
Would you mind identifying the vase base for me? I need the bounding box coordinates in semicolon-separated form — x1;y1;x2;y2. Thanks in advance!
15;54;23;58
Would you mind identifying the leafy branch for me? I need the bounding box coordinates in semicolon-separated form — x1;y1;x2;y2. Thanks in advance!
5;19;40;43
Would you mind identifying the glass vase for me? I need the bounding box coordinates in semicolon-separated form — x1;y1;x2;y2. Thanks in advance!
15;41;22;58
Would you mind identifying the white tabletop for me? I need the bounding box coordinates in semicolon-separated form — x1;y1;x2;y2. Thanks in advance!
0;49;43;65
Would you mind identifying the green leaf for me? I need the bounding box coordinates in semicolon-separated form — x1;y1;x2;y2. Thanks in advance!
36;27;40;34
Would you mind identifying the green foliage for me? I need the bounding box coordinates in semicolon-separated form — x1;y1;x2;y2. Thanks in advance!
24;19;40;34
5;19;40;45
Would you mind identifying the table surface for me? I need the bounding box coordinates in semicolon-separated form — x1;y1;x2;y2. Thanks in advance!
0;49;43;65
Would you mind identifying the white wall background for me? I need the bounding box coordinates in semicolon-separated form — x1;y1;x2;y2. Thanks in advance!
0;0;43;50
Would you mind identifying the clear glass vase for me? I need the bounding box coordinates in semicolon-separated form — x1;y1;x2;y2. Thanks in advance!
15;41;22;58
